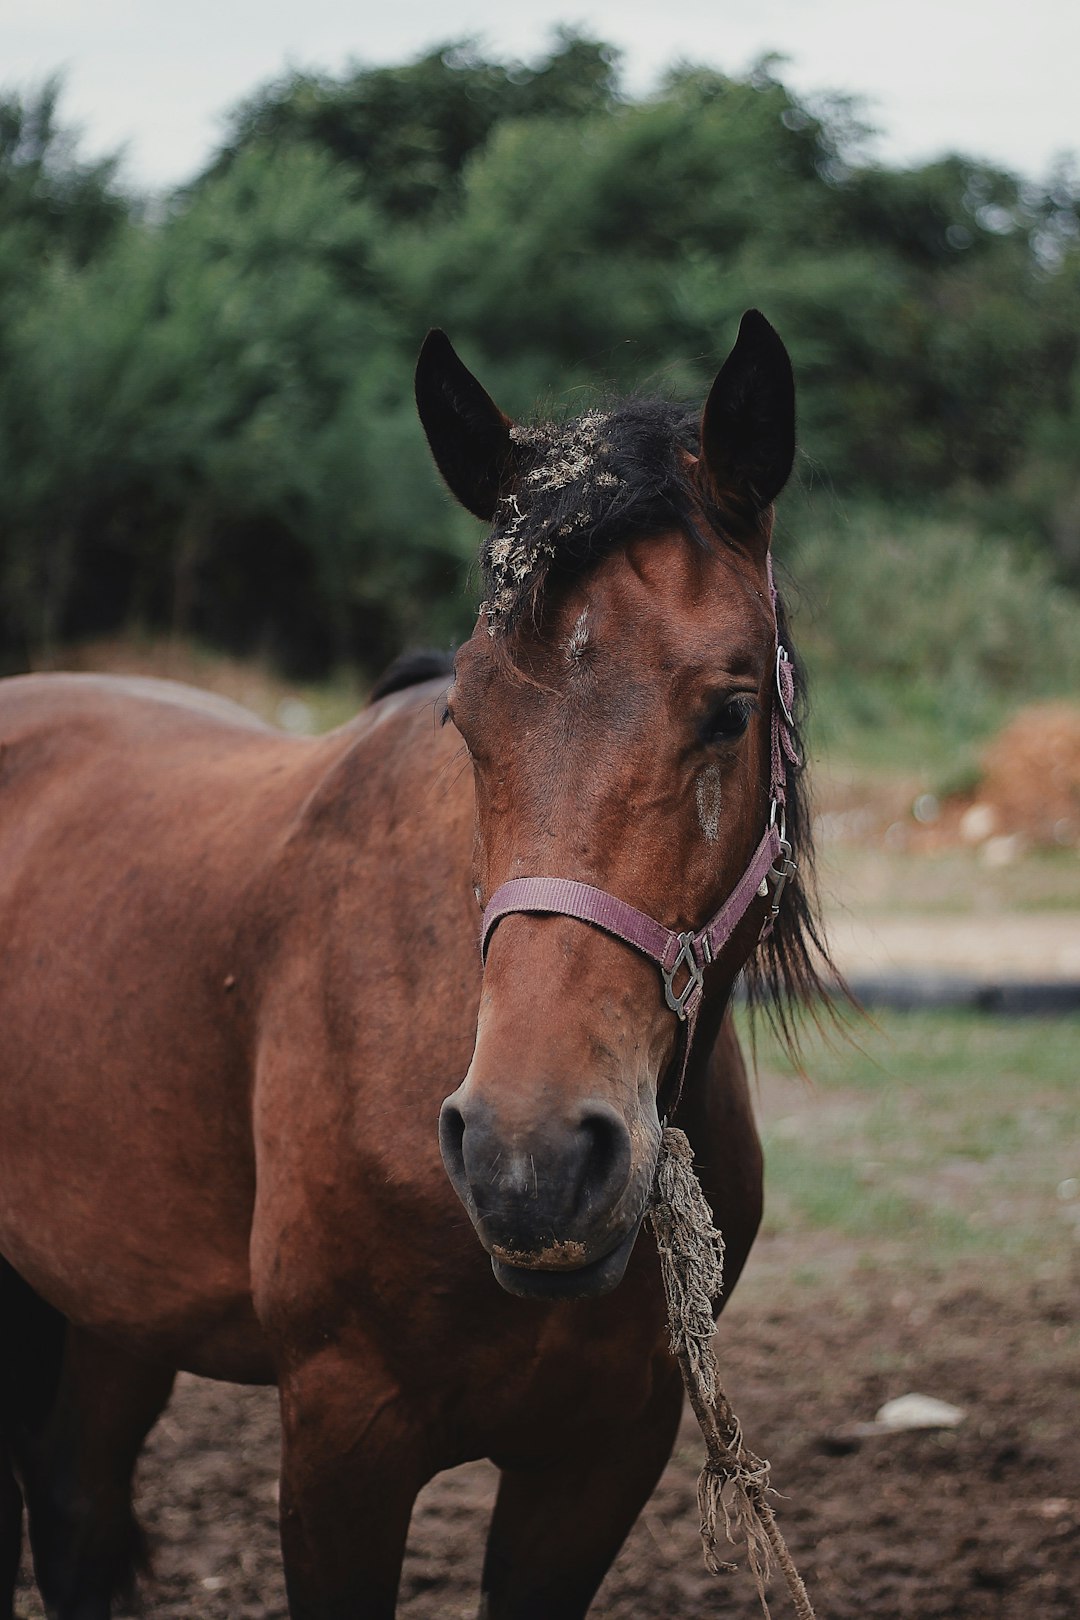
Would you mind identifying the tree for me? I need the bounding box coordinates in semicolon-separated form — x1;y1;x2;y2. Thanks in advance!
206;32;620;220
1;47;1078;672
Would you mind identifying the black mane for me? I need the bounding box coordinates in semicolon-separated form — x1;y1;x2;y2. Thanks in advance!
742;588;843;1052
368;648;455;703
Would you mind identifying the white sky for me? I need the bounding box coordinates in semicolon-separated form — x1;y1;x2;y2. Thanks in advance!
5;0;1078;192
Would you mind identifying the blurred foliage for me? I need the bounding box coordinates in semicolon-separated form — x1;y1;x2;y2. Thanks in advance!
786;498;1080;757
0;41;1078;695
0;79;127;283
208;31;621;220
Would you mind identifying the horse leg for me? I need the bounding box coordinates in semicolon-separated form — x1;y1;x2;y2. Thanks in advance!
479;1359;684;1620
19;1328;174;1620
0;1461;21;1620
276;1347;428;1620
0;1260;68;1620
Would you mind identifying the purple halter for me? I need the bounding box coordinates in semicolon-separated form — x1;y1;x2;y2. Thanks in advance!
479;556;799;1114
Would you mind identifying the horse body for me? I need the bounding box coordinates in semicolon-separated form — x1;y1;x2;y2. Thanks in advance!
0;313;823;1618
0;665;760;1614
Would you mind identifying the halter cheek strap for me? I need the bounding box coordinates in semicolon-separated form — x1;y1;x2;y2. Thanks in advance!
478;555;799;1115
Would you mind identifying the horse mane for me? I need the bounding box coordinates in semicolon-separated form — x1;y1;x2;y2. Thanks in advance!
477;397;844;1051
740;587;846;1055
368;648;455;703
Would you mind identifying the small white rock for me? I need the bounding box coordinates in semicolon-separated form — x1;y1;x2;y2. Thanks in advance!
959;802;997;844
875;1393;964;1430
883;819;909;850
980;833;1023;868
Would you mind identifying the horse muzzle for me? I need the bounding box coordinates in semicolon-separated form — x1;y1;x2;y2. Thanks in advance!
438;1084;654;1298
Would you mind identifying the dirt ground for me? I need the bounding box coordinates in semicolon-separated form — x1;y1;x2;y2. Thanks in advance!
14;1266;1078;1620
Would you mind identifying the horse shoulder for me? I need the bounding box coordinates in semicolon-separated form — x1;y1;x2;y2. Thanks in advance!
244;686;485;1334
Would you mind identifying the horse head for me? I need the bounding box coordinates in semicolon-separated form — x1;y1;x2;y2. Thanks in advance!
417;313;822;1299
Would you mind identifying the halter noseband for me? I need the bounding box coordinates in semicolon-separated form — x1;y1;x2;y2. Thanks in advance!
479;557;799;1115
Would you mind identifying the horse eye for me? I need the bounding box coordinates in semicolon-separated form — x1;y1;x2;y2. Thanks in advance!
702;696;755;746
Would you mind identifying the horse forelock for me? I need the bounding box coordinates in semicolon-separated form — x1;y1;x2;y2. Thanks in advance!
479;399;702;636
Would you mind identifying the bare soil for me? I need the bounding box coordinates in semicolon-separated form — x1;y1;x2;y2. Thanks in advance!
976;704;1080;849
14;1268;1079;1620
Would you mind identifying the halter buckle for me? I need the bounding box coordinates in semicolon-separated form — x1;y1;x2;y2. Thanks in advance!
662;932;704;1021
761;839;797;937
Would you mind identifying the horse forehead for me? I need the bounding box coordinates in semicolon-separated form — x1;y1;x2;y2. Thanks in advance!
578;530;771;648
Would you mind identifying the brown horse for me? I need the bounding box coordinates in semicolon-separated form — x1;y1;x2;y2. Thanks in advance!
0;312;829;1619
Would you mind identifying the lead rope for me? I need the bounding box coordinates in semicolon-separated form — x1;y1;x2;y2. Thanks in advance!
649;1127;817;1620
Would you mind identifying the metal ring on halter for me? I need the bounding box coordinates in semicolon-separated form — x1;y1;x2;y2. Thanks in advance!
764;797;796;931
769;797;787;846
775;644;795;726
767;846;796;912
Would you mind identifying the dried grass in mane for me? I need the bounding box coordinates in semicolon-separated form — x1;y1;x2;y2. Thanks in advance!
480;399;703;634
478;398;846;1056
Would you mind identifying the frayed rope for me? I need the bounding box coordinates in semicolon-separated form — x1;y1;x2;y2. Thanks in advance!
648;1126;818;1620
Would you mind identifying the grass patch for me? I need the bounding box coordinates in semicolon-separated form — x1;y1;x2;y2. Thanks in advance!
760;1145;957;1240
740;1010;1080;1279
754;1007;1080;1095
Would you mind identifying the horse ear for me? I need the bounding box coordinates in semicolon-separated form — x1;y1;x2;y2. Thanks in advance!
699;310;795;516
415;330;514;522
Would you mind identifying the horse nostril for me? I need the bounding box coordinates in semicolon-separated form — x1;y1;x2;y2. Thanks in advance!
439;1091;635;1241
573;1103;633;1222
438;1097;469;1205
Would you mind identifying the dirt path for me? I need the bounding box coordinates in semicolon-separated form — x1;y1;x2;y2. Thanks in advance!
826;911;1080;982
13;1266;1079;1620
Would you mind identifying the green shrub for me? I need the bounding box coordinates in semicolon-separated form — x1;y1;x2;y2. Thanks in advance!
781;498;1080;761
